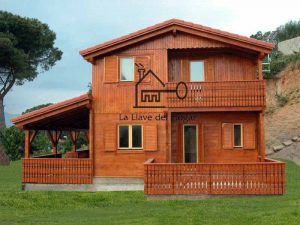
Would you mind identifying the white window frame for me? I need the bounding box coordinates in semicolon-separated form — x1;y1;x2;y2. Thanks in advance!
119;57;134;82
233;123;243;148
182;124;198;163
189;60;205;82
118;124;143;150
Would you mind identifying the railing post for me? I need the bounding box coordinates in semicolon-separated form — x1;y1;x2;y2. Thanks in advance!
144;163;148;195
243;164;245;194
172;164;175;194
209;164;212;194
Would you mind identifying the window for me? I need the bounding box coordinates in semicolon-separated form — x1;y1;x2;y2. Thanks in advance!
120;57;134;81
233;124;243;147
119;125;129;148
190;61;204;82
118;125;143;149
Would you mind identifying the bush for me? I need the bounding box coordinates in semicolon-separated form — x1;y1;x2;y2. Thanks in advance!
0;127;24;160
31;131;52;156
276;93;289;107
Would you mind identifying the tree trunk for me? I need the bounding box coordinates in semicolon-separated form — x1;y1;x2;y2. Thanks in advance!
0;98;6;128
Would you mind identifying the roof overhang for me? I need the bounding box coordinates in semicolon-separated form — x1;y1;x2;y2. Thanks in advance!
11;94;92;130
80;19;274;62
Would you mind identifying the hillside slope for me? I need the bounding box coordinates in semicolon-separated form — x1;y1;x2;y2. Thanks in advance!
265;66;300;161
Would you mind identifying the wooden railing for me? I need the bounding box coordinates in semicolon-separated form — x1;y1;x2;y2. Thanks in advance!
22;158;93;184
166;80;266;108
144;159;285;195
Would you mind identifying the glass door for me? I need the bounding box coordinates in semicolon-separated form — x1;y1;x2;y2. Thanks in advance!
183;125;198;163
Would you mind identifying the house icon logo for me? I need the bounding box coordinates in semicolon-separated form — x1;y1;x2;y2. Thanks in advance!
134;63;188;108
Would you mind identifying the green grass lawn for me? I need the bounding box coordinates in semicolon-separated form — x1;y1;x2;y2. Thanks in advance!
0;161;300;225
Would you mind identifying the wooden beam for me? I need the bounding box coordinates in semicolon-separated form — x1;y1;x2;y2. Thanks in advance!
47;130;61;155
47;130;55;146
24;130;30;158
172;28;177;37
29;130;38;143
89;108;94;176
258;112;265;161
69;131;80;152
258;53;264;80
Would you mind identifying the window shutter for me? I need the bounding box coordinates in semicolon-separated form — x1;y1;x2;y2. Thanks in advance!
222;123;233;149
181;59;190;82
144;124;157;151
243;122;256;149
104;56;118;82
135;56;150;82
204;58;214;81
104;125;116;151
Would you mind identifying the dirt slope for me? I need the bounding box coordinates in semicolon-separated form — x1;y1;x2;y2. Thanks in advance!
265;66;300;161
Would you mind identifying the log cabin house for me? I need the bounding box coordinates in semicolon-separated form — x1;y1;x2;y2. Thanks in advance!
11;19;285;195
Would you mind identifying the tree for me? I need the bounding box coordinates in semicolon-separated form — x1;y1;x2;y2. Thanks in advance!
277;20;300;42
0;11;62;128
250;20;300;78
0;126;24;160
22;103;53;114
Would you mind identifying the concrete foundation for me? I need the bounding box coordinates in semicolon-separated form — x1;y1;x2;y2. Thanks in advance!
23;177;144;192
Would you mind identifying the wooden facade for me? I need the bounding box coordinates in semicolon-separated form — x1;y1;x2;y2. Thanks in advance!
12;19;285;195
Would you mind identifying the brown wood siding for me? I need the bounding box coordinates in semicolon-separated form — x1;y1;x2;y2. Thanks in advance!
120;32;230;51
93;113;167;177
171;112;259;163
144;124;158;151
104;56;119;82
91;31;263;177
222;123;233;149
168;53;256;82
104;125;116;151
134;56;151;81
243;122;256;149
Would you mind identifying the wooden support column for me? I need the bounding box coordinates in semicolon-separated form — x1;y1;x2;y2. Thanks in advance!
258;53;264;80
167;111;171;163
24;130;30;158
258;112;266;161
47;130;61;155
69;131;80;152
89;108;94;160
24;130;38;158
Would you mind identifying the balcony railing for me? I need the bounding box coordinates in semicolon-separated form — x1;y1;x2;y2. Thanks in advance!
144;159;285;195
166;80;266;108
22;158;93;184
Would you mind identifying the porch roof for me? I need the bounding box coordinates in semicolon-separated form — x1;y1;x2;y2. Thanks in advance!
11;94;92;130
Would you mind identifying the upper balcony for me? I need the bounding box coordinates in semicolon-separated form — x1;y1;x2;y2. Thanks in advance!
165;80;266;109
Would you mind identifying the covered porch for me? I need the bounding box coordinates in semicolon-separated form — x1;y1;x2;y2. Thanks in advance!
11;94;94;185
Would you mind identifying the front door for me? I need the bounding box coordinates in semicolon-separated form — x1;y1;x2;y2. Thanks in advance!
183;125;198;163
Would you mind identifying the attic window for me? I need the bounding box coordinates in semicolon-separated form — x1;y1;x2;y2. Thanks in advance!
120;57;134;81
190;61;204;82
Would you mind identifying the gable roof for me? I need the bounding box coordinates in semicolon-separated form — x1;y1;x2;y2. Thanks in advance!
80;19;274;62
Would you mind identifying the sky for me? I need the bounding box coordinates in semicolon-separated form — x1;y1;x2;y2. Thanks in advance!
1;0;300;115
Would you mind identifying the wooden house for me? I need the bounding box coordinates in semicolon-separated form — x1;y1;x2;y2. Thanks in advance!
12;19;285;195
